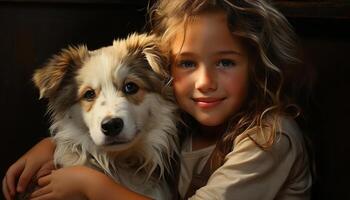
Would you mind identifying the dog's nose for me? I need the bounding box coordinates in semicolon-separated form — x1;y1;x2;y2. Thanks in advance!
101;117;124;136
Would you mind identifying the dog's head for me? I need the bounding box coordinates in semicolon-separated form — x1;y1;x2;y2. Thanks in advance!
33;33;173;151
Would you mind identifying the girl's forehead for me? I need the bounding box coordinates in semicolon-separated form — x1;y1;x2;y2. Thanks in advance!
173;11;230;41
170;11;247;56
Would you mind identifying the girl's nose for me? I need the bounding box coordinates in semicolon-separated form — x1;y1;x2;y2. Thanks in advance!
195;66;217;92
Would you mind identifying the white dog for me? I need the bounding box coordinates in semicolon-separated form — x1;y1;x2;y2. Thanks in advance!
32;33;179;199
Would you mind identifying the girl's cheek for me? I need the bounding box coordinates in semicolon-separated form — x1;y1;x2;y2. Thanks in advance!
173;80;187;99
171;67;191;88
224;70;249;99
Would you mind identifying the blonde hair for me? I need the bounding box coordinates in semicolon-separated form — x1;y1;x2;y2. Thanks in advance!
148;0;307;164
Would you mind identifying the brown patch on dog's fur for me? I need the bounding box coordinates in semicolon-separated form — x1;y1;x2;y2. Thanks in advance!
127;88;146;105
118;54;164;96
78;87;101;112
121;74;146;105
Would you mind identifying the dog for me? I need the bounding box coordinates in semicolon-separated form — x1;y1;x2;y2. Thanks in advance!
28;33;179;199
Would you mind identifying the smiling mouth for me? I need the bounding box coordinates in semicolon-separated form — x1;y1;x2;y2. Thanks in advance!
192;97;225;108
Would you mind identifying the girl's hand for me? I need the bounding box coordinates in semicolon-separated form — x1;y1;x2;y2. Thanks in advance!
31;166;151;200
30;166;95;200
2;137;56;200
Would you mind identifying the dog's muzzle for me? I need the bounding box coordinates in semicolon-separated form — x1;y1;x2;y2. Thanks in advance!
101;117;124;136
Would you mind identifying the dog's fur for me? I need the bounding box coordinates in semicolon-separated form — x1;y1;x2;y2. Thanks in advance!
32;33;179;199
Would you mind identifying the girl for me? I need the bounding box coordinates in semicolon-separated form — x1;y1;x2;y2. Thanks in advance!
3;0;312;199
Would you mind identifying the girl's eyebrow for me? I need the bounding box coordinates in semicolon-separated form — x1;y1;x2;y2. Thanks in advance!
172;52;199;60
172;50;242;57
173;52;196;57
215;50;242;56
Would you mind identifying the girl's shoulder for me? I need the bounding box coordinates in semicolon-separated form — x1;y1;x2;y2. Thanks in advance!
233;115;306;155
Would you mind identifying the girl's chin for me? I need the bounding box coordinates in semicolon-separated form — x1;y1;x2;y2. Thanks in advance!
195;116;226;127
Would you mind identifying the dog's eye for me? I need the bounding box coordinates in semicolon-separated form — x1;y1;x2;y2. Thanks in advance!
83;89;96;101
123;82;139;95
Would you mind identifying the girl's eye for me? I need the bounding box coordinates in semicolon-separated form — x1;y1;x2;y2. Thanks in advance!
83;89;96;101
123;82;139;95
217;59;236;68
179;60;196;68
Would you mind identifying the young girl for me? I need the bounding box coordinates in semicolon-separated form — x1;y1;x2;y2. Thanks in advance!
3;0;312;199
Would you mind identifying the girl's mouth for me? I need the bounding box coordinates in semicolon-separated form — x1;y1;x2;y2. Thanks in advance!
192;97;225;109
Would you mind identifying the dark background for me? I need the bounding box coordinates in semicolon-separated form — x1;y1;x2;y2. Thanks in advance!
1;0;349;199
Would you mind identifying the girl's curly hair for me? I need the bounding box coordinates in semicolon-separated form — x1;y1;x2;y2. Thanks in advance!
148;0;312;167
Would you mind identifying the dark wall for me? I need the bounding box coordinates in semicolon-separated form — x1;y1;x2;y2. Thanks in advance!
287;17;350;200
1;1;350;200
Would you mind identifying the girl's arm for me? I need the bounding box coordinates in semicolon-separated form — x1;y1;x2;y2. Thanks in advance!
84;170;151;200
2;137;56;200
30;166;151;200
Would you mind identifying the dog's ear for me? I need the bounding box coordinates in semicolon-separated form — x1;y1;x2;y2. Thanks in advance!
142;40;169;79
33;45;89;99
122;33;169;79
141;35;175;100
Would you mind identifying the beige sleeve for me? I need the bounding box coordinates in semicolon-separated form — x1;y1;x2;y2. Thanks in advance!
188;132;311;200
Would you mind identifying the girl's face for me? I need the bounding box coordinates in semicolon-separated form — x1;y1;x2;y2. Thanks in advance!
170;11;250;127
